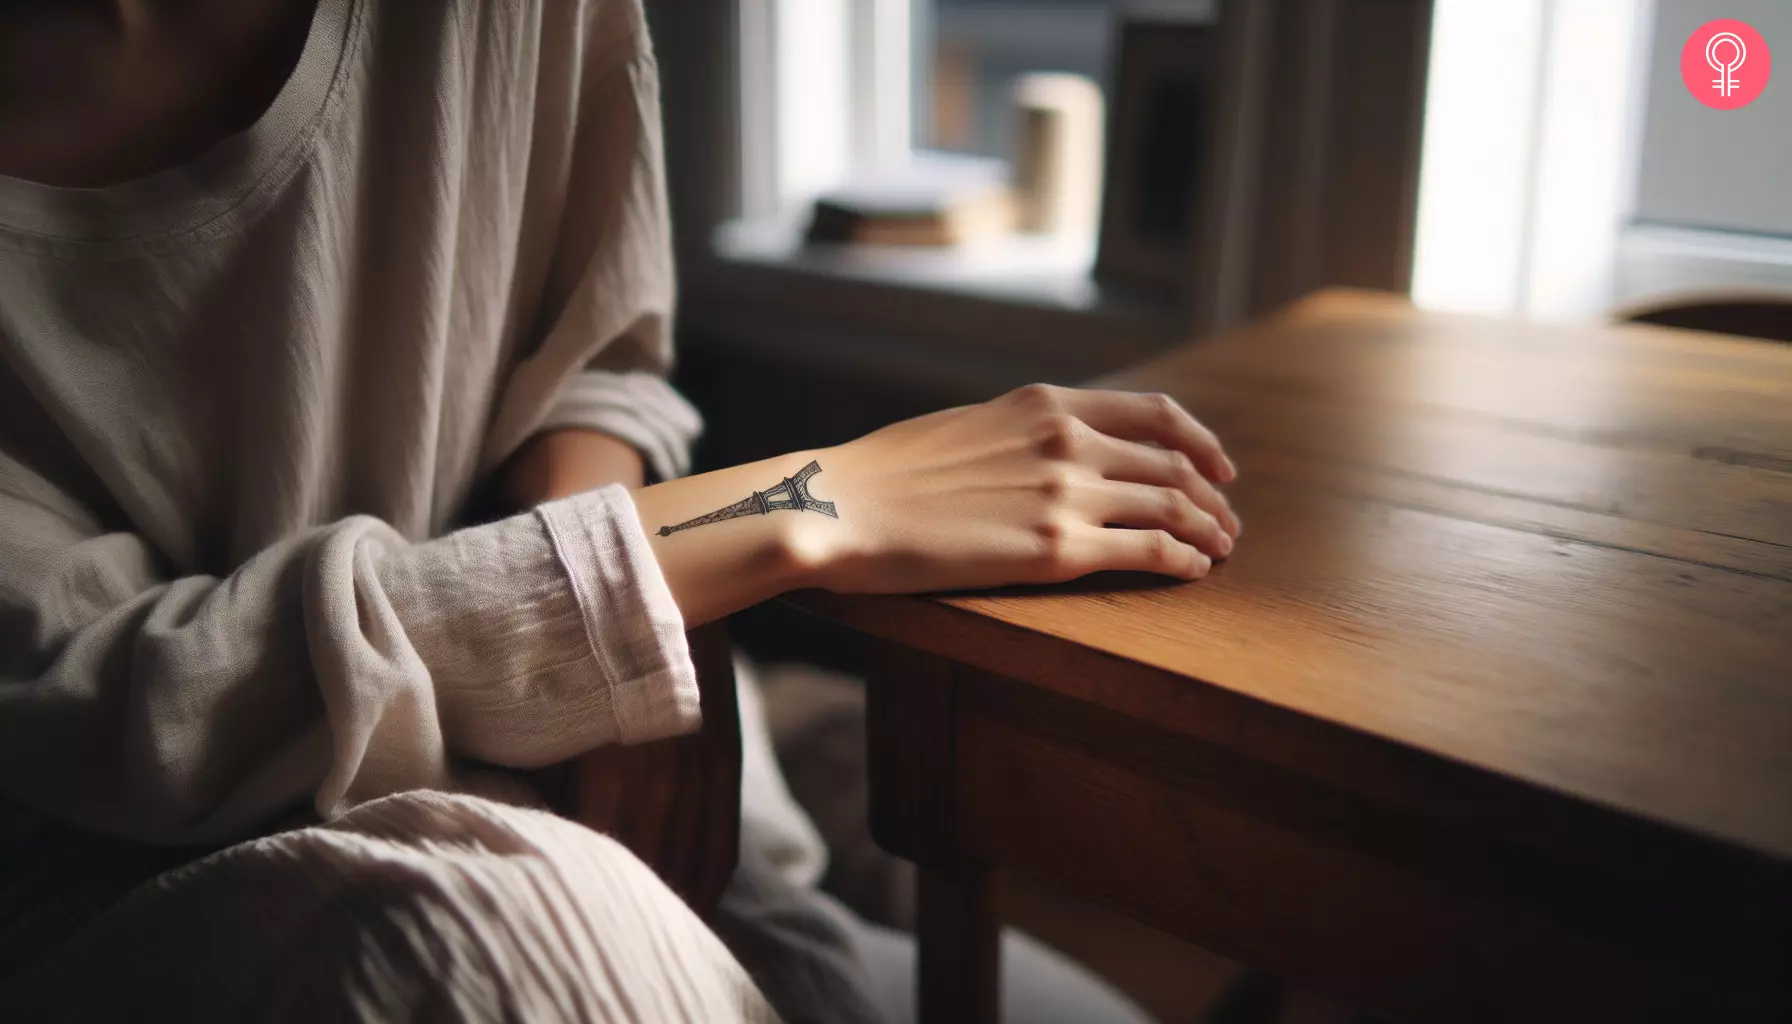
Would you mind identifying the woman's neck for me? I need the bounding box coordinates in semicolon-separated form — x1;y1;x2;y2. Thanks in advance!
0;0;319;187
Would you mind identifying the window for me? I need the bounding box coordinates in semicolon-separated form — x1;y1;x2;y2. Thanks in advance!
921;1;1119;160
737;0;914;220
741;0;1688;327
1617;0;1792;305
742;1;1212;223
1411;0;1648;320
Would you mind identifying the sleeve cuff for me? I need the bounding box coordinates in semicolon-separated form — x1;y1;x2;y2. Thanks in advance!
536;484;701;745
537;370;705;484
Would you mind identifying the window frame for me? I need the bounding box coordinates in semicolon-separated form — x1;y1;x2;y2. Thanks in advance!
651;0;1434;393
694;0;1186;391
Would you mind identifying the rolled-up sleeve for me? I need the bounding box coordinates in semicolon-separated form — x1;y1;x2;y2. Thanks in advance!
388;482;701;764
0;463;696;845
519;484;699;746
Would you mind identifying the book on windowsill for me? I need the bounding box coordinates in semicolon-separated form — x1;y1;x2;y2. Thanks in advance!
805;152;1016;247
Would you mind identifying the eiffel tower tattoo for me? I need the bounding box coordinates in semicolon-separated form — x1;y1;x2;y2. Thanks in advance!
656;460;838;537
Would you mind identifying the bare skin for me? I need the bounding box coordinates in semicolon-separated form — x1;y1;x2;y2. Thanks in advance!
1;3;1243;629
620;384;1238;630
504;427;649;502
4;1;1243;851
0;0;319;186
506;391;1241;861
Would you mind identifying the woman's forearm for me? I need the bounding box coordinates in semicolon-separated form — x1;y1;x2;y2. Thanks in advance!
516;381;1245;630
502;431;832;629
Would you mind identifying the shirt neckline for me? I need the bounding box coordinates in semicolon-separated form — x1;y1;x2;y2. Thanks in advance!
0;0;359;246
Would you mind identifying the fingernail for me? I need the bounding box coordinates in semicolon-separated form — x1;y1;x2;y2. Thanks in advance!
1218;533;1234;557
1225;456;1240;481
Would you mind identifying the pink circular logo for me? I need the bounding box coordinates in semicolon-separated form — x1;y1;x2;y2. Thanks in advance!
1682;19;1771;110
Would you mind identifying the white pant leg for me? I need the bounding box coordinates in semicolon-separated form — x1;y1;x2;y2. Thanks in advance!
2;791;780;1024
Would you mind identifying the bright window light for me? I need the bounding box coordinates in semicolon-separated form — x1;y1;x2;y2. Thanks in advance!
1414;0;1647;322
1412;0;1550;316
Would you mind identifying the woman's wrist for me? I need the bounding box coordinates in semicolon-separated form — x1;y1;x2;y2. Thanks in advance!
629;448;843;627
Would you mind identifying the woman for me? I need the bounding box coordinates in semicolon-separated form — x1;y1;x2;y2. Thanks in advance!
0;0;1241;1019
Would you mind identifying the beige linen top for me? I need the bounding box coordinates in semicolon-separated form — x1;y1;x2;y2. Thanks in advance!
0;0;707;846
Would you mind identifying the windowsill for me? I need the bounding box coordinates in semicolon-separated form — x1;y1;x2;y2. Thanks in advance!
715;216;1110;310
1614;223;1792;306
681;216;1193;397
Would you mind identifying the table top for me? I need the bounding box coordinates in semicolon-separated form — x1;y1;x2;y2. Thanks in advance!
785;290;1792;870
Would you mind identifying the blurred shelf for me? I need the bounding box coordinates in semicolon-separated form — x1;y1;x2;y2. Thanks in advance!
716;214;1161;315
686;216;1191;397
1614;224;1792;307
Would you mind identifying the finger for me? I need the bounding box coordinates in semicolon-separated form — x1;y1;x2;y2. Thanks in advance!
1079;430;1242;538
1092;479;1234;559
1057;387;1237;484
1067;522;1212;580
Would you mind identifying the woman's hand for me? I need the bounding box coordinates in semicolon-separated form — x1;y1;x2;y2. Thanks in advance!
796;383;1241;594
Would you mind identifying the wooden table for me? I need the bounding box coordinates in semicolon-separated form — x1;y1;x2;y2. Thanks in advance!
782;290;1792;1023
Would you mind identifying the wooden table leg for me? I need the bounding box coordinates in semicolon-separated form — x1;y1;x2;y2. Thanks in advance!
861;638;1001;1023
918;858;999;1024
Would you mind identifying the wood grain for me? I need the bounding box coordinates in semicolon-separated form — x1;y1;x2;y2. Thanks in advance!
792;291;1792;862
784;290;1792;1019
953;670;1786;1022
917;860;1000;1024
1118;291;1792;460
789;462;1792;870
864;638;961;868
866;636;1001;1022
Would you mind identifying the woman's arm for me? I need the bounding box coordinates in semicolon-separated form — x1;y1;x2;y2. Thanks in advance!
633;383;1240;615
506;380;1245;634
0;456;696;844
499;426;737;914
505;428;648;503
0;378;1234;848
501;427;818;630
